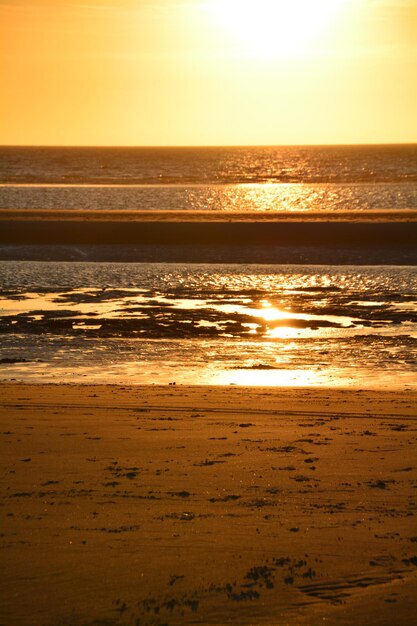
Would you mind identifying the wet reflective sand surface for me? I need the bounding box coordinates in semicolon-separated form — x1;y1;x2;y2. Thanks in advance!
1;262;416;388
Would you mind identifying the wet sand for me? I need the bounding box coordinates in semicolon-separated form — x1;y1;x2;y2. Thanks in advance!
1;210;417;264
1;383;416;625
1;209;417;222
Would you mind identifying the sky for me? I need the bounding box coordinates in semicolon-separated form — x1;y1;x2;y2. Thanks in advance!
0;0;416;146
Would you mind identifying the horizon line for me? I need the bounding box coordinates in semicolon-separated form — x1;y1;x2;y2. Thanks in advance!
1;142;416;149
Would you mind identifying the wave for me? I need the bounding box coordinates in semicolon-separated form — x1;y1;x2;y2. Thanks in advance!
2;174;417;185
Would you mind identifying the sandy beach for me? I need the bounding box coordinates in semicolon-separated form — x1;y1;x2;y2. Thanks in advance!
1;383;416;625
1;3;416;624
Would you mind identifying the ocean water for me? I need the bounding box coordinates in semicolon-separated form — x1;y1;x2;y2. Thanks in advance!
1;145;416;212
1;146;416;387
1;262;416;388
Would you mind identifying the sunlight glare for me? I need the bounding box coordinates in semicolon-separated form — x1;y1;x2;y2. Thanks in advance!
212;368;323;386
208;0;349;58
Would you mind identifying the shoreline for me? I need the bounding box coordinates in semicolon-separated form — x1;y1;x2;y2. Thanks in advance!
1;376;416;392
1;383;416;625
1;208;417;222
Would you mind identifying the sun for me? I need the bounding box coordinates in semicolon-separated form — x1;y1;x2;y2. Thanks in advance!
208;0;348;59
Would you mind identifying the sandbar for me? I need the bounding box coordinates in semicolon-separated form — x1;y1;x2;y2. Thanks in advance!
1;209;417;222
1;211;417;264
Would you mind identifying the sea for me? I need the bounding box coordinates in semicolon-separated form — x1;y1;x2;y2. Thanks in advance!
0;145;416;388
1;145;417;212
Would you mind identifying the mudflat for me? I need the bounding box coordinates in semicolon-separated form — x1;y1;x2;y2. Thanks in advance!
0;383;416;625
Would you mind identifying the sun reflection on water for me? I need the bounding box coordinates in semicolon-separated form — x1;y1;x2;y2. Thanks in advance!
210;368;324;387
1;263;416;389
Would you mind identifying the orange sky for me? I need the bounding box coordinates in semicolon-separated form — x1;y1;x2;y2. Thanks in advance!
0;0;416;146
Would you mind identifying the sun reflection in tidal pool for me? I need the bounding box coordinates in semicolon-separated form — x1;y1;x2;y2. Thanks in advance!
1;263;416;389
